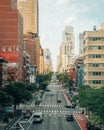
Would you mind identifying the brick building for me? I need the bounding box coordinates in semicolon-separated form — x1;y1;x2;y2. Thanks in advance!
0;0;23;82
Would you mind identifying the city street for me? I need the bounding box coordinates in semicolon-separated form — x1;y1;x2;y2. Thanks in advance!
14;82;82;130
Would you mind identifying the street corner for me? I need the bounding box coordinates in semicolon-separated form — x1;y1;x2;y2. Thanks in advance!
73;114;88;130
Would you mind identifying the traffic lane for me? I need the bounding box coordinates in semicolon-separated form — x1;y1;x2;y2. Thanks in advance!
28;114;51;130
27;113;81;130
42;91;58;105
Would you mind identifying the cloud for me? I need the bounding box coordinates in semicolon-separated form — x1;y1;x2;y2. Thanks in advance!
64;16;76;25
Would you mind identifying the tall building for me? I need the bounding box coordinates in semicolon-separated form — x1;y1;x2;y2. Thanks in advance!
18;0;39;35
18;0;41;75
0;0;23;82
83;23;104;87
57;26;75;73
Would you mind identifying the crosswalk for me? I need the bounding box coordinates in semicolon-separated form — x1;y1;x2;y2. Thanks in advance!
39;104;61;108
20;104;83;115
33;109;82;115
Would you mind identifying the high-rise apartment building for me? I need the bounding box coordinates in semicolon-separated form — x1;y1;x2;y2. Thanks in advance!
83;23;104;87
18;0;39;35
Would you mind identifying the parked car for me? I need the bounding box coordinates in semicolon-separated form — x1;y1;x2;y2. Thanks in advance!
57;98;61;103
65;104;72;108
23;110;32;119
71;102;76;108
66;114;73;121
45;89;51;91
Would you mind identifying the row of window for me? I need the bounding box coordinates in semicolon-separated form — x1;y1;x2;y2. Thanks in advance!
88;37;104;41
85;72;104;76
85;54;104;58
86;63;104;67
0;46;18;52
85;46;104;51
88;80;104;84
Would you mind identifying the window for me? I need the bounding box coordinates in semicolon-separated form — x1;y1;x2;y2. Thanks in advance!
93;80;101;84
88;37;104;41
93;54;101;58
93;72;101;76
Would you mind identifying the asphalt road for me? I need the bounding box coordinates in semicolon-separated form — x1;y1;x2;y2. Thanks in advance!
18;82;82;130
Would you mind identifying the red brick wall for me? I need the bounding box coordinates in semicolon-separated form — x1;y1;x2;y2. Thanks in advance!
0;0;23;82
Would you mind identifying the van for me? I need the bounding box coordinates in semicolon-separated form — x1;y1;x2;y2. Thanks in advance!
32;111;43;123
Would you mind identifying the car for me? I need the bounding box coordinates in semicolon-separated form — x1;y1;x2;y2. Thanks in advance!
65;104;72;108
72;103;76;108
66;114;73;121
45;89;51;91
57;98;61;103
23;110;32;119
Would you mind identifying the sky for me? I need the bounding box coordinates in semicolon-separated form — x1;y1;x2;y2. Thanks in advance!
39;0;104;71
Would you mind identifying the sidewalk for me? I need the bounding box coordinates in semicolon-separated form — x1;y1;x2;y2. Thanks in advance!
74;114;88;130
62;86;88;130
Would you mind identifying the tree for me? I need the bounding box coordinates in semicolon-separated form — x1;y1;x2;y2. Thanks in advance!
25;83;37;92
77;86;104;125
37;72;53;90
6;82;32;109
0;91;12;106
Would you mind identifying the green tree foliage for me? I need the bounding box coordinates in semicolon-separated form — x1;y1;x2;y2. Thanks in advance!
25;83;37;92
0;91;12;106
77;86;104;125
56;72;74;91
39;81;49;90
6;82;32;109
56;73;69;85
37;72;53;90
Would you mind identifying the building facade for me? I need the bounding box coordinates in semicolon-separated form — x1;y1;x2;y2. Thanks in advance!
23;33;35;66
83;23;104;87
57;26;75;73
18;0;39;35
0;0;23;82
75;55;84;87
22;51;30;83
0;58;8;89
